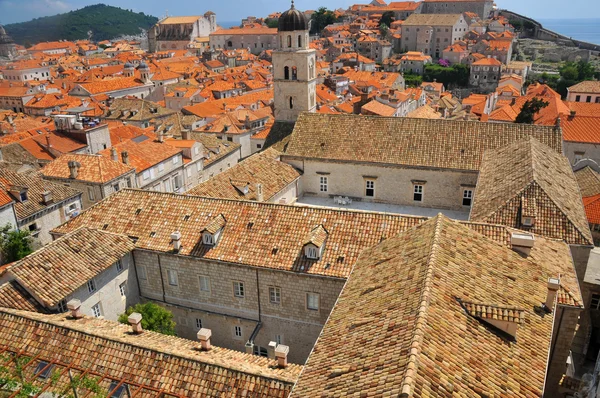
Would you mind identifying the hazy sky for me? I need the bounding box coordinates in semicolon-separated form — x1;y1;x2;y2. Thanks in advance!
0;0;598;25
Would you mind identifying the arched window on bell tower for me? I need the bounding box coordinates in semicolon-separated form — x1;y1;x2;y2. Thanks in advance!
298;35;302;47
289;97;294;109
292;66;297;80
287;35;292;48
284;66;290;80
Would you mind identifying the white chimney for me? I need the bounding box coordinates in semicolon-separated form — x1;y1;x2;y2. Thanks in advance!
256;183;264;202
267;341;277;359
128;312;143;334
545;277;560;312
197;328;212;351
275;344;289;368
511;232;534;257
171;231;182;251
67;299;83;319
111;147;118;162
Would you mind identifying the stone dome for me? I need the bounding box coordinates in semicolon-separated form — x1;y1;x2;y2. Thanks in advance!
124;62;134;69
138;61;149;70
278;1;308;32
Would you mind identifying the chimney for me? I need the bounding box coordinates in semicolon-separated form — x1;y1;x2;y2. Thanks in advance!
245;341;254;354
128;312;144;334
157;130;164;143
121;151;130;165
545;277;560;312
111;147;118;162
267;341;277;359
67;299;83;319
274;344;289;368
256;183;264;202
511;232;535;257
197;328;212;351
42;191;53;205
68;161;80;179
182;130;191;140
569;110;576;121
171;231;182;252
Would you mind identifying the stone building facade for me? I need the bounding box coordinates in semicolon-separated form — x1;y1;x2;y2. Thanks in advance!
149;13;217;53
400;13;469;58
421;0;494;19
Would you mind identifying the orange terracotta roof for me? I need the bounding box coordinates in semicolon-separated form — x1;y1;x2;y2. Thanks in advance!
583;194;600;225
41;154;135;183
98;135;182;173
561;115;600;144
472;58;502;66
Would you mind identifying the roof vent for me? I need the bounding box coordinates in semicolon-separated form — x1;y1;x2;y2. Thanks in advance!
275;344;290;368
511;232;534;257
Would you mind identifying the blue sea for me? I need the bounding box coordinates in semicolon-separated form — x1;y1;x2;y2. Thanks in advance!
538;18;600;45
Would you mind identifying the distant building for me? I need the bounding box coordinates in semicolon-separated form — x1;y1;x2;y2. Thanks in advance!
421;0;494;19
567;81;600;103
400;13;469;58
148;13;217;53
210;26;278;55
470;57;502;93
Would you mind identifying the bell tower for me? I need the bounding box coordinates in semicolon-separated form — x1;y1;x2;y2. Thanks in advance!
273;1;317;122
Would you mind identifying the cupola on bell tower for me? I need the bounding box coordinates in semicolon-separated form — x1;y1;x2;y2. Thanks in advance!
273;0;317;122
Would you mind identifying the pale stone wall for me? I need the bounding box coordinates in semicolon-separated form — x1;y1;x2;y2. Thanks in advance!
421;1;493;19
0;203;17;230
85;125;112;154
546;306;581;396
567;92;600;103
3;67;51;82
286;158;478;211
564;141;600;166
72;252;139;321
132;250;345;363
210;34;278;55
202;149;241;182
137;153;185;192
400;18;469;56
19;196;83;246
270;179;299;204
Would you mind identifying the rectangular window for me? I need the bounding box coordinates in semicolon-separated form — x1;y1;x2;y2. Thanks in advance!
113;183;120;192
319;176;328;192
276;334;283;345
234;325;243;338
167;269;178;286
199;275;210;292
365;180;375;197
173;156;180;164
119;282;127;297
414;185;423;202
137;265;147;280
116;259;123;272
587;95;592;103
307;292;320;311
234;281;245;298
88;186;95;201
576;95;581;102
92;303;102;317
253;345;268;357
57;300;67;313
158;163;165;173
196;318;203;329
142;170;151;180
87;279;96;293
592;294;600;310
269;286;281;304
463;190;473;207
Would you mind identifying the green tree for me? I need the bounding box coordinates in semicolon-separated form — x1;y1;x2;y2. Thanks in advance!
403;72;423;87
423;63;469;88
515;98;549;124
0;224;32;264
310;7;338;35
265;18;279;29
379;23;389;36
119;302;176;335
380;11;395;28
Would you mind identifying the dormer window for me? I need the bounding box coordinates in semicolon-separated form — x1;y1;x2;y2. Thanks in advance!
202;214;226;247
303;225;328;260
19;191;28;202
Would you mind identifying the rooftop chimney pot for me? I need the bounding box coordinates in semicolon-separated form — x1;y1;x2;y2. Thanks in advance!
111;147;118;162
267;341;277;359
256;183;264;202
128;312;143;334
171;231;182;251
121;151;130;165
511;232;535;257
545;277;560;312
67;299;83;319
197;328;212;351
275;344;289;368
